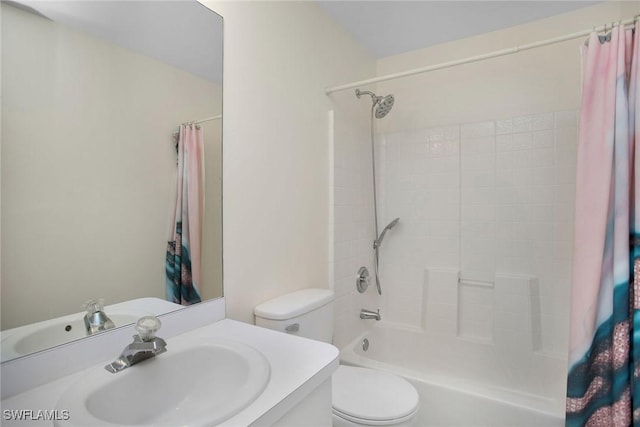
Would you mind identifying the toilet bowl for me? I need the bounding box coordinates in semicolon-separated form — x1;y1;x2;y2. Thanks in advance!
254;289;419;427
332;365;418;427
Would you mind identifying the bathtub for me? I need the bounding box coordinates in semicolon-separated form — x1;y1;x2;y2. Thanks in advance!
340;324;565;426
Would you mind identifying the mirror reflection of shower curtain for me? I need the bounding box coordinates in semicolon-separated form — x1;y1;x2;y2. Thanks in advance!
165;124;204;305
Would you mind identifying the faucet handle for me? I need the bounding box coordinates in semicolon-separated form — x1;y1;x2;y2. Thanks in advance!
82;298;106;313
135;316;161;341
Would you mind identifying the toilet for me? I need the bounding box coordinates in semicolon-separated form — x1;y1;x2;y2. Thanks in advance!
254;288;419;427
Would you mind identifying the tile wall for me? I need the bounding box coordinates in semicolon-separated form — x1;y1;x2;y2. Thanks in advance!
376;110;577;356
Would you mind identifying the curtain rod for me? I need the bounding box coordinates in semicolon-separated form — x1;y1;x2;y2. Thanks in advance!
325;17;638;95
181;114;222;126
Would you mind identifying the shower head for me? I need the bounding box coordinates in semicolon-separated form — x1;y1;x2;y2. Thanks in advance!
375;95;394;118
355;89;395;119
374;217;400;249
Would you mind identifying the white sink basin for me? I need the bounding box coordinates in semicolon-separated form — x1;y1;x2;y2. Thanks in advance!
16;314;140;354
54;338;271;427
1;298;184;361
1;313;142;359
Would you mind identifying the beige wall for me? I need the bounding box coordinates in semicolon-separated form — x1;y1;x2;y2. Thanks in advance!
1;4;223;329
204;1;375;324
202;117;223;302
376;2;638;132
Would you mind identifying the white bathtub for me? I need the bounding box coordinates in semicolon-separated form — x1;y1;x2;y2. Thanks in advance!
340;324;565;426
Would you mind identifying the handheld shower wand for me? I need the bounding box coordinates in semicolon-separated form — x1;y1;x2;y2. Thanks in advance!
373;217;400;295
374;217;400;249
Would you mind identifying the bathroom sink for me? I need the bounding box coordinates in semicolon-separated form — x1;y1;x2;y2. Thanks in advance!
1;313;142;359
1;298;184;362
54;338;271;427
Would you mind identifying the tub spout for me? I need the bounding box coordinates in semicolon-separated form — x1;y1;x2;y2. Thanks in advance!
360;309;381;321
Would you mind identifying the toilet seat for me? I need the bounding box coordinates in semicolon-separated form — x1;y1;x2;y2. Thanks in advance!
332;365;419;426
333;409;417;426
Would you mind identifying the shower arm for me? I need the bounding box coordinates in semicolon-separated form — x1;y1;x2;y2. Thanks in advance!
356;89;381;103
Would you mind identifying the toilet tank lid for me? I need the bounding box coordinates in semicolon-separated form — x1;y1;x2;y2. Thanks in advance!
254;288;334;320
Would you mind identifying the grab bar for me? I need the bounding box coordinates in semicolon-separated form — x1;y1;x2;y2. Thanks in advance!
457;273;494;288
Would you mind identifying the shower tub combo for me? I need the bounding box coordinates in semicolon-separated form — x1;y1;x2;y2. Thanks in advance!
340;323;565;426
346;88;568;425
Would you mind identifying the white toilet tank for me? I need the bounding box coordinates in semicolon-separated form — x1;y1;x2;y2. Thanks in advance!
254;288;334;343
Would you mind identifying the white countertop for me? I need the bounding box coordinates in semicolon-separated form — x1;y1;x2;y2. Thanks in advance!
1;319;339;426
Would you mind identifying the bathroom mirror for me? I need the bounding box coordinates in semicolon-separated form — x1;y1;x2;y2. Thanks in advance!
0;0;223;362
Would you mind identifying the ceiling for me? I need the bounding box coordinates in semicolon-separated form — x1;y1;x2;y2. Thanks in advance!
317;1;601;58
8;1;602;81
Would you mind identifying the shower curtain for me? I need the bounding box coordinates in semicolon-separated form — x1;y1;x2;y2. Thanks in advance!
566;22;639;426
165;124;204;305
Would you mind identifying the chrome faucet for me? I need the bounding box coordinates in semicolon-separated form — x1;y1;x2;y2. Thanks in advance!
360;308;381;321
83;299;115;335
105;316;166;373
